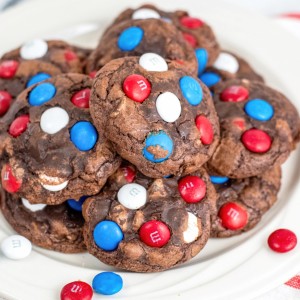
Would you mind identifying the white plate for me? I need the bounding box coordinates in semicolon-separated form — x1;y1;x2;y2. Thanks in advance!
1;0;300;299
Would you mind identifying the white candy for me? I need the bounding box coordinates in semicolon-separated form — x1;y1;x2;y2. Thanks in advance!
139;53;168;72
183;212;200;243
213;52;239;74
132;8;160;20
20;39;48;60
117;183;147;210
1;235;32;260
156;92;181;122
22;198;46;212
41;180;68;192
40;107;69;134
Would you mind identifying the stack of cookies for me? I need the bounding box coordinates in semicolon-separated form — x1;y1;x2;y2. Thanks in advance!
0;4;299;272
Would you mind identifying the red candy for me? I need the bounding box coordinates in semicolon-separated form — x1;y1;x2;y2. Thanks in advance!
180;16;204;29
0;60;19;79
0;91;12;116
139;220;170;247
195;115;214;145
268;229;297;253
232;118;246;130
60;281;93;300
1;164;22;193
218;202;248;230
9;114;30;137
122;166;136;183
182;32;197;48
123;74;151;103
178;175;206;203
64;50;78;62
241;129;272;153
220;85;249;102
71;88;91;108
89;71;97;79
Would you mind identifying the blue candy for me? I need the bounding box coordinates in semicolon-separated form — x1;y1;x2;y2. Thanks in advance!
244;99;274;121
26;73;51;88
118;26;144;51
195;48;208;75
70;121;98;151
210;175;229;184
199;72;221;88
93;220;123;251
179;76;203;106
28;82;56;106
67;196;89;211
143;131;173;163
92;272;123;295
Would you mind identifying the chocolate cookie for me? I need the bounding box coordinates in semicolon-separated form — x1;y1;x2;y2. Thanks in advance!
86;18;198;75
0;190;86;253
83;164;217;272
208;165;281;237
208;79;300;178
90;56;220;178
0;74;121;204
111;4;220;70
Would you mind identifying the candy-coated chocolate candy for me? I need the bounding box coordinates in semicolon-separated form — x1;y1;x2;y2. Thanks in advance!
232;118;246;130
213;52;239;73
121;166;136;183
210;175;229;184
22;198;46;212
182;32;197;48
123;74;151;103
195;115;214;145
89;71;97;79
218;202;248;230
195;48;208;75
180;76;203;106
28;82;56;106
199;72;221;88
143;131;173;163
41;180;69;192
9;114;30;137
40;107;69;134
241;129;272;153
268;229;297;253
220;85;249;102
1;235;32;260
244;99;274;121
132;8;160;20
64;50;78;62
71;88;91;108
20;39;48;60
1;164;22;193
139;53;168;72
0;60;19;78
26;73;51;88
67;196;89;212
61;281;93;300
118;26;144;51
93;220;123;251
178;175;206;203
139;220;170;247
180;16;204;29
183;212;199;243
117;183;147;209
156;92;181;122
70;121;98;151
92;272;123;295
0;91;12;116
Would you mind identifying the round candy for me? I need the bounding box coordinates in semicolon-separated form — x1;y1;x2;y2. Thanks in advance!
0;60;19;78
156;92;181;122
61;281;93;300
139;53;168;72
1;235;32;260
210;175;229;184
180;76;203;106
195;115;214;145
28;82;56;106
41;180;69;192
220;85;249;102
241;129;272;153
232;118;246;130
121;166;136;183
1;164;22;193
0;91;12;116
8;115;30;138
268;229;297;253
71;88;91;108
178;175;206;203
218;202;248;230
123;74;151;103
20;39;48;60
93;220;124;251
132;8;160;20
118;26;144;51
22;198;46;212
40;107;69;134
26;73;51;88
67;196;89;212
195;48;208;75
117;183;147;209
199;72;221;88
183;212;199;243
182;32;197;48
92;272;123;296
139;220;171;247
89;71;97;79
64;50;78;62
180;16;204;29
213;52;239;74
244;99;274;121
70;121;98;151
143;131;173;163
